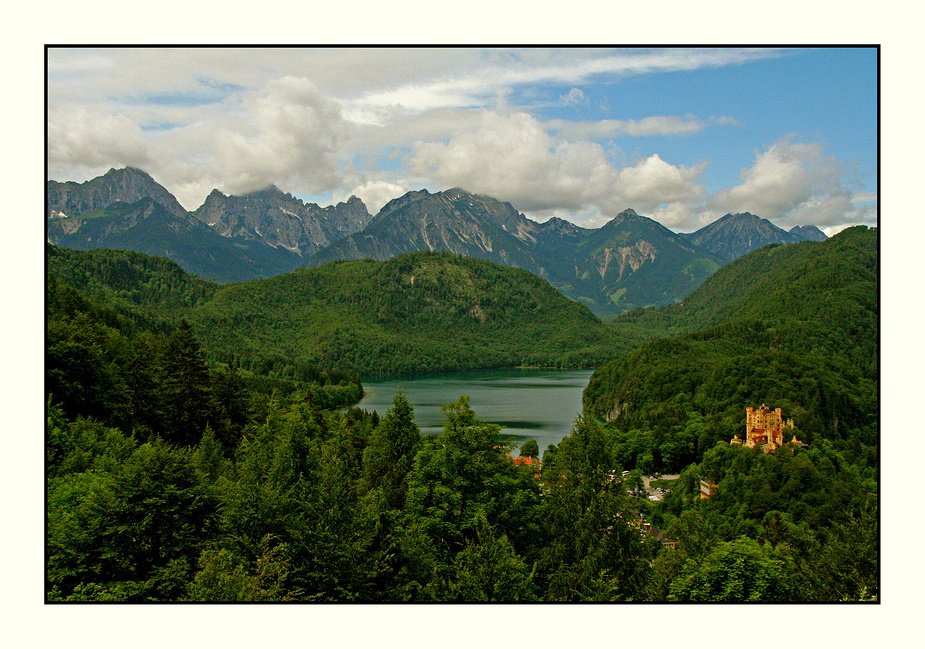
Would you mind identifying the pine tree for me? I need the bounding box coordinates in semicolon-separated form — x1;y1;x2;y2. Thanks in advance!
362;391;420;509
158;320;214;446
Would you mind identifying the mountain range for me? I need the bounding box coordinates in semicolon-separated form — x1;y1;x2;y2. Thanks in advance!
192;186;372;257
46;167;827;316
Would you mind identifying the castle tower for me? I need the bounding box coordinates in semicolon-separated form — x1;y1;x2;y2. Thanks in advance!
738;404;795;452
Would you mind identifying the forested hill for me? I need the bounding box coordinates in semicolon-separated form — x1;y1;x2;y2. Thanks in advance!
584;226;878;461
45;233;878;603
46;244;220;329
640;225;875;337
188;251;621;375
47;246;622;376
603;226;878;357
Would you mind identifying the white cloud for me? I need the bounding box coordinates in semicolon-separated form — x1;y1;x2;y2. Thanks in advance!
349;48;783;115
407;109;707;225
548;115;707;139
47;108;150;174
409;109;615;214
340;180;409;215
616;154;707;210
561;87;586;106
709;137;875;230
212;76;347;196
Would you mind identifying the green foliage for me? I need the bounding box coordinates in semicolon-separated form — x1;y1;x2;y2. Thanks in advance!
519;438;540;459
47;243;219;328
537;416;652;601
45;232;878;602
403;397;539;554
585;227;878;472
668;537;797;602
189;251;621;374
441;513;535;602
186;536;298;602
47;438;218;601
578;227;878;602
361;392;421;509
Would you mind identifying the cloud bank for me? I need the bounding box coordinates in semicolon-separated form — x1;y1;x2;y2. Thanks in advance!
46;48;876;233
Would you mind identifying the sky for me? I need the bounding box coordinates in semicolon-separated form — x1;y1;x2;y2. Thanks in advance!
46;47;876;234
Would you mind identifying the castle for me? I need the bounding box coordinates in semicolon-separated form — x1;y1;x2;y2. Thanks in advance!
730;404;803;453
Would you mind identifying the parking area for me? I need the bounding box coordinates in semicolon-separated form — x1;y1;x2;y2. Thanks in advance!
641;473;679;502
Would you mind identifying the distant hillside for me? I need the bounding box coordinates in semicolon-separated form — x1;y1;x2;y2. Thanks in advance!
564;208;724;313
46;244;220;329
584;226;878;453
190;251;622;375
609;226;876;343
790;224;828;242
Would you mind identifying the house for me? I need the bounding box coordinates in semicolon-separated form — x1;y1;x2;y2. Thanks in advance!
699;479;718;499
513;455;541;479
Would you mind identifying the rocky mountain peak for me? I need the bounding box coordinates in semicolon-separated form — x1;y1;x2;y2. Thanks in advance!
47;166;189;220
374;189;431;222
790;224;828;241
683;211;805;262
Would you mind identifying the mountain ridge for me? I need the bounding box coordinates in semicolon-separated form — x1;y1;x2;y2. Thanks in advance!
191;185;372;257
46;197;302;282
682;211;824;262
47;167;189;221
47;167;830;315
305;194;727;316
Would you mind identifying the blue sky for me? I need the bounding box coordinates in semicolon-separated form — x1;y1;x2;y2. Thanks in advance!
46;47;877;234
534;48;877;196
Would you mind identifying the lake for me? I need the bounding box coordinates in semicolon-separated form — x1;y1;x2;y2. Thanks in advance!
357;368;594;454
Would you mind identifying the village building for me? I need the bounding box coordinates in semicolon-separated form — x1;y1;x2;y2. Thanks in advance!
513;455;541;479
699;479;718;499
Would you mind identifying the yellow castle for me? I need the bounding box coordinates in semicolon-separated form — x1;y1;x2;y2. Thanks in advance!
730;404;801;453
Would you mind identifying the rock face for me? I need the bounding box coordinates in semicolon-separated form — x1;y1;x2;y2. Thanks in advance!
46;197;301;283
683;212;808;262
47;167;188;220
191;186;372;257
304;187;548;269
564;209;724;313
46;168;373;281
789;224;828;242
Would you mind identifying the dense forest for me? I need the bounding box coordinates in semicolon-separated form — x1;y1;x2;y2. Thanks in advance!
48;245;621;375
584;227;879;600
45;229;877;602
188;251;622;374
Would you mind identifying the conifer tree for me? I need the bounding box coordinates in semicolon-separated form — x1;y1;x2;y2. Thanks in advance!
158;319;214;446
362;391;420;509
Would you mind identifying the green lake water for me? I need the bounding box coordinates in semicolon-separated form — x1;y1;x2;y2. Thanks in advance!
357;368;594;454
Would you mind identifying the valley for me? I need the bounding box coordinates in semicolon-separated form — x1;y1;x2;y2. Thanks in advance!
44;169;877;605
